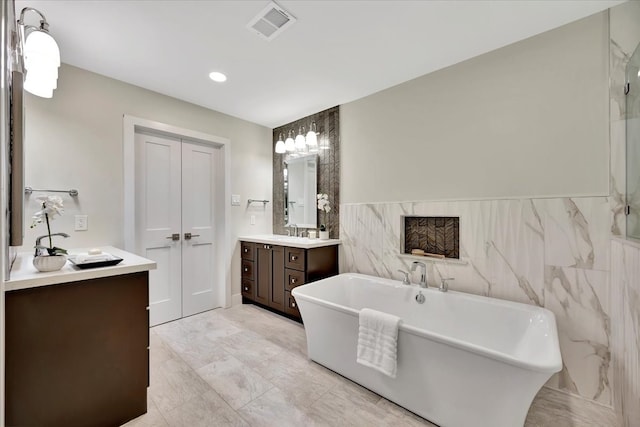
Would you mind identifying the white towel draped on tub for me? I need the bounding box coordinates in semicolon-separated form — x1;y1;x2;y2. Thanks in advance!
357;308;401;378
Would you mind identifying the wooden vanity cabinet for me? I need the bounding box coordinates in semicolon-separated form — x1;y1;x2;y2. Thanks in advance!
5;271;149;427
241;241;338;319
241;241;256;300
256;243;285;311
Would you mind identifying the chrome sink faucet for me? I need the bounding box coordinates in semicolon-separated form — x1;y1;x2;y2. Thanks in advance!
411;261;427;288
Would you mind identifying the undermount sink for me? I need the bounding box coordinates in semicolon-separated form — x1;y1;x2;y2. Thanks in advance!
259;235;314;243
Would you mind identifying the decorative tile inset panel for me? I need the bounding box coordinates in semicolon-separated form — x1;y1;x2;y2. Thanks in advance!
403;216;459;259
273;106;340;238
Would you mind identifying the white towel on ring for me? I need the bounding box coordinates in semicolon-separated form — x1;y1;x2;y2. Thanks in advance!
356;308;401;378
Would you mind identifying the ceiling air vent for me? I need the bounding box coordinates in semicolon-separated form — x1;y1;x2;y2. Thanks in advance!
246;1;296;41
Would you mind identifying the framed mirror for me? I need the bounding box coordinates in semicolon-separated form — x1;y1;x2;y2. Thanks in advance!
284;154;317;228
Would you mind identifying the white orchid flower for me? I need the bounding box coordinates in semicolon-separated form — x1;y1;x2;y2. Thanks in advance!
30;195;67;255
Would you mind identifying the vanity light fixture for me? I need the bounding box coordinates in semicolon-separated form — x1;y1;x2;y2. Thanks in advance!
208;71;227;82
275;133;286;154
284;130;296;152
295;126;306;151
18;7;60;98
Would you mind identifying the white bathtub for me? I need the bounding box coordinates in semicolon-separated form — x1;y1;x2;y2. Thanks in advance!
291;273;562;427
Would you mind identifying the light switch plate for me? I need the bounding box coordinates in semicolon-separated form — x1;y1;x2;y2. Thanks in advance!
231;194;241;206
75;215;88;231
250;215;256;225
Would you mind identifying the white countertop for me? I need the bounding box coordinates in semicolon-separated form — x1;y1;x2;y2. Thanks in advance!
239;234;341;249
5;246;156;292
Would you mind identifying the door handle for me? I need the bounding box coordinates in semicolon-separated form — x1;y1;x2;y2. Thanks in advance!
184;233;200;240
166;233;180;241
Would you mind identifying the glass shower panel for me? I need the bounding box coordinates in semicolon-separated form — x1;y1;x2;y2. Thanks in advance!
627;43;640;239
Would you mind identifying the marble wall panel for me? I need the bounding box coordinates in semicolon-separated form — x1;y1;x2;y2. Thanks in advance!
544;267;611;405
341;196;611;405
539;197;611;271
611;238;640;427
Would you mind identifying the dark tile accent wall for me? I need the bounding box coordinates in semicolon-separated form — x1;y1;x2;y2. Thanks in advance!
273;106;340;238
404;216;459;259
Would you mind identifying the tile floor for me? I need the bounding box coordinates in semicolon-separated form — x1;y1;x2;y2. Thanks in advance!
123;304;615;427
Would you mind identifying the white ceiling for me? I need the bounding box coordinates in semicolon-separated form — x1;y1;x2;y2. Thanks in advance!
15;0;624;128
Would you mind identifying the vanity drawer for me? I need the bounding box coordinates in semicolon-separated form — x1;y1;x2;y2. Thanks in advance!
285;247;306;271
284;268;305;292
241;242;255;261
284;291;301;318
241;259;255;280
241;279;254;300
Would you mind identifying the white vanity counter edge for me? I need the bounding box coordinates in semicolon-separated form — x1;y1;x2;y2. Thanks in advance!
4;246;157;292
239;234;341;249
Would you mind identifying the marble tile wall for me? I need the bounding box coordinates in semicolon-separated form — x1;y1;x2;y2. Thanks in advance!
611;238;640;427
340;196;613;406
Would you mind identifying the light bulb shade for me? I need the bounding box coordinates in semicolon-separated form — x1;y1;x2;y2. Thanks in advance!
285;136;295;152
295;133;306;150
23;30;60;98
275;140;286;154
305;130;317;147
24;31;60;67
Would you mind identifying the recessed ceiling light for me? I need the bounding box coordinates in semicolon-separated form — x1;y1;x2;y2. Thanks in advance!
209;71;227;83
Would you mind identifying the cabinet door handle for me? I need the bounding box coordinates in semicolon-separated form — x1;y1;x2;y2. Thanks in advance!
291;255;298;261
243;248;248;253
184;232;200;240
291;302;296;308
244;267;248;272
291;278;297;284
166;233;180;241
244;286;249;291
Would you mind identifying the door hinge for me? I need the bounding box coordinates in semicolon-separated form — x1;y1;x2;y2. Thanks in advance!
625;205;631;215
624;82;630;95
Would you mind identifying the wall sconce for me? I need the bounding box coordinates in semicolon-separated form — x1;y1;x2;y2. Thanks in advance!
17;7;60;98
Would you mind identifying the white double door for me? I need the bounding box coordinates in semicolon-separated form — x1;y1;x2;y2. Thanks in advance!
135;132;220;326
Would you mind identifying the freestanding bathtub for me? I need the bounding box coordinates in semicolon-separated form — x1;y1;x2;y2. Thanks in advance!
292;273;562;427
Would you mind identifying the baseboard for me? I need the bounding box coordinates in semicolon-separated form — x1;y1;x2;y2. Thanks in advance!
527;386;618;426
231;293;242;307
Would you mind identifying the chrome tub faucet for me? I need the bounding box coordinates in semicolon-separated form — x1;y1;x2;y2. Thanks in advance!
440;277;455;292
397;269;411;285
411;261;427;288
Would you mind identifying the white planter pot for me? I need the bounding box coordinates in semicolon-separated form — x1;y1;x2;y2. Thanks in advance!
33;254;67;272
319;231;330;240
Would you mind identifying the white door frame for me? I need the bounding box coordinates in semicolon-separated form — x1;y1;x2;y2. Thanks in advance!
123;115;232;308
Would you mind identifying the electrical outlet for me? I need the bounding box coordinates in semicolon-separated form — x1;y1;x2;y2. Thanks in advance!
75;215;88;231
231;194;241;206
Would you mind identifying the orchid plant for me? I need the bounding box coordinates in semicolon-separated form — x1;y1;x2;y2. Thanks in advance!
31;195;67;256
317;193;331;231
